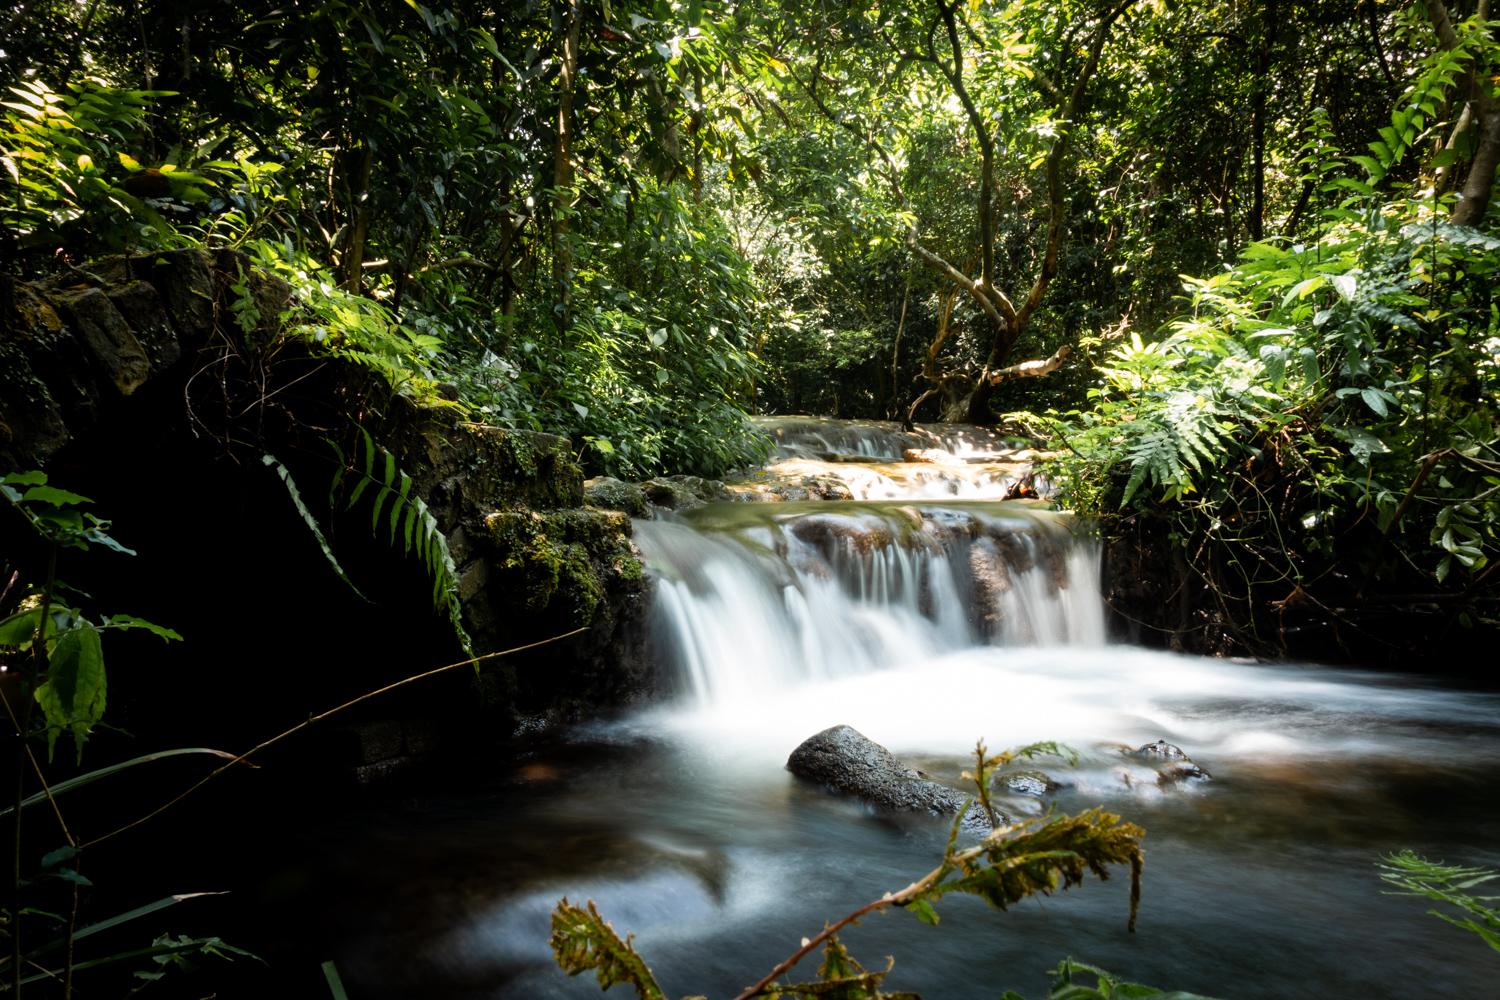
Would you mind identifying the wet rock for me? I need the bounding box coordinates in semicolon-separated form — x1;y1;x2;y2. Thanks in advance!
998;770;1060;797
802;475;854;501
968;538;1010;638
787;725;995;827
639;474;730;511
585;477;651;519
1125;739;1212;784
790;514;896;555
1157;761;1212;785
1129;739;1191;761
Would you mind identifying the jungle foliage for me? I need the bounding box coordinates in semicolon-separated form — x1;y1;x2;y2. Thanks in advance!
4;0;1499;995
2;0;772;478
1015;5;1500;655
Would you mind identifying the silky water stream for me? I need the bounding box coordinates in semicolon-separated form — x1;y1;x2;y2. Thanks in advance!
316;420;1500;999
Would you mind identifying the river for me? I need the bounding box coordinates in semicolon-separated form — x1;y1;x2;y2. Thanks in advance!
305;418;1500;999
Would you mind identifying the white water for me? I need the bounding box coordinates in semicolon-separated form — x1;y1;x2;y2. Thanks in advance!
636;502;1104;705
315;418;1500;1000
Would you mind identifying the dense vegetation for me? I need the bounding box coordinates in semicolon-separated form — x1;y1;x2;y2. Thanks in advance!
6;0;1495;642
3;0;1499;994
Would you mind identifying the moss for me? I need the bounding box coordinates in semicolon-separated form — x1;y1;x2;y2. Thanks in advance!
483;506;637;629
612;551;644;583
461;427;584;509
585;476;649;518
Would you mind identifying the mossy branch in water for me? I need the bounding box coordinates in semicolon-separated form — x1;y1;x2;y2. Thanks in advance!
548;741;1147;1000
550;899;667;1000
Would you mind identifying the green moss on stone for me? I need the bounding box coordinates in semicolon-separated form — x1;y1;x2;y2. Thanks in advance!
483;506;637;629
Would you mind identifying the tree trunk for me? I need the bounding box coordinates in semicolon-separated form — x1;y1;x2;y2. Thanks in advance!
551;0;581;330
1454;103;1500;227
1249;0;1278;242
341;142;372;293
1425;0;1499;227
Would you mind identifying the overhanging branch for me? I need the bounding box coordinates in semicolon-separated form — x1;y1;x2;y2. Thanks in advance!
985;344;1072;384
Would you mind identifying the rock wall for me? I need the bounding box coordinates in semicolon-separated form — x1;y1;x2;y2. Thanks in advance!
1;251;654;783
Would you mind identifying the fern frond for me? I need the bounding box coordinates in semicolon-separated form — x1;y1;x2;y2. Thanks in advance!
550;898;666;1000
1380;850;1500;955
1121;424;1184;505
263;454;368;602
330;429;473;655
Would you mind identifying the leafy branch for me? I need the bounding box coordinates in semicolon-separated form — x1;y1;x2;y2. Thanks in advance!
549;741;1144;1000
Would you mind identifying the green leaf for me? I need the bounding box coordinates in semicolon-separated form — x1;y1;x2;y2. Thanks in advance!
550;898;666;1000
0;747;236;819
102;614;182;642
907;898;940;925
263;455;368;602
21;484;92;507
41;845;79;868
323;960;351;1000
0;608;42;648
33;624;106;760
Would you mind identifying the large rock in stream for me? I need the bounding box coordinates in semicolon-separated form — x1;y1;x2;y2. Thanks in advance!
787;725;994;827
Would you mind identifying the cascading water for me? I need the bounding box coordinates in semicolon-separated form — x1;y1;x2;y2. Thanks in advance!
304;418;1500;1000
636;501;1104;704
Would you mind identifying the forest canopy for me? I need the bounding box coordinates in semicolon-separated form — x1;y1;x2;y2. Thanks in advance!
4;0;1498;642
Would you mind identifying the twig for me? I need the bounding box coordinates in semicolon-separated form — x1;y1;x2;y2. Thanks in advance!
81;627;586;849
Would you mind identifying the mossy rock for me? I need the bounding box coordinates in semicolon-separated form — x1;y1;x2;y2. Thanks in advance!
639;474;730;511
482;507;641;630
585;477;651;518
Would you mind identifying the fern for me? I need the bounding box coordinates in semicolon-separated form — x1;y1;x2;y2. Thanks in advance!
1354;17;1489;185
550;899;666;1000
329;429;472;655
1121;424;1184;506
263;454;367;601
1379;850;1500;955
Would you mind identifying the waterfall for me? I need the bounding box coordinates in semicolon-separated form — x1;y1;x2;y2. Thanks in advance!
636;500;1105;704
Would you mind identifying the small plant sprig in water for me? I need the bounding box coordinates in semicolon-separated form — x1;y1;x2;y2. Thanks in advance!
548;740;1200;1000
1380;850;1500;955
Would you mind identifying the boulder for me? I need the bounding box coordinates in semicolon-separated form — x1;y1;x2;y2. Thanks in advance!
787;725;997;827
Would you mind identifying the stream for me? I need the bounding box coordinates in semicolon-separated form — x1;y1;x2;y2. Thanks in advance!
303;418;1500;999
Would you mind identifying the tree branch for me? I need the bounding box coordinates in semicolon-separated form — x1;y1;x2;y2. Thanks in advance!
985;343;1072;384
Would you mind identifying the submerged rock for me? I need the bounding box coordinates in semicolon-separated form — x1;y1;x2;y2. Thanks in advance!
1129;739;1191;761
998;769;1061;797
787;725;996;828
1125;739;1212;785
790;514;897;555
